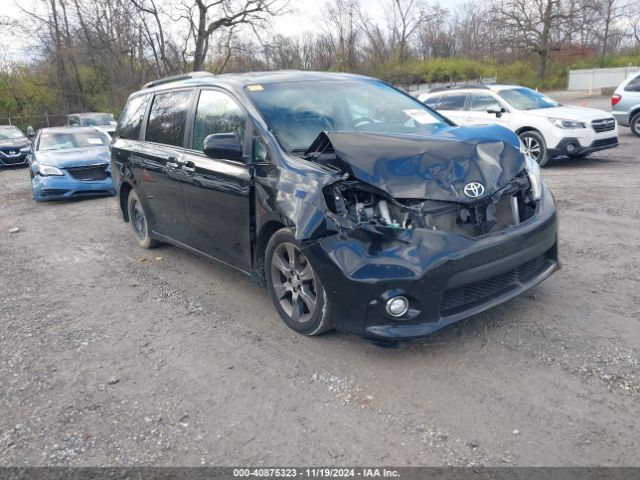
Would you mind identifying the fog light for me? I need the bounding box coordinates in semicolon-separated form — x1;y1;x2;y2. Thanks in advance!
566;143;577;153
386;296;409;317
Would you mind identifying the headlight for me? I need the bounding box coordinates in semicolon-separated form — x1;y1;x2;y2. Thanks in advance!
548;118;586;129
520;140;542;200
38;164;64;176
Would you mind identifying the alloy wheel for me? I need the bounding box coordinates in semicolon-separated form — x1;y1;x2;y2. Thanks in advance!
131;199;146;240
270;242;318;324
522;136;541;160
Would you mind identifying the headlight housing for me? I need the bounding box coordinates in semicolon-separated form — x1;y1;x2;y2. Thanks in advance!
38;164;64;176
520;140;542;200
548;118;586;129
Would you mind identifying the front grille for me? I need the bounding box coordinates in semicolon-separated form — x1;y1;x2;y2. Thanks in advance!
591;118;616;133
40;189;68;197
0;155;26;165
66;165;109;181
591;137;618;148
441;255;546;315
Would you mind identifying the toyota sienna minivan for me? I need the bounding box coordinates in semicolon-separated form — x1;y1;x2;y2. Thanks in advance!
111;71;559;340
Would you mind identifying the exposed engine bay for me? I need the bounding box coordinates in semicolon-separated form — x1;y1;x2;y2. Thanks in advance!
306;130;539;238
323;173;537;238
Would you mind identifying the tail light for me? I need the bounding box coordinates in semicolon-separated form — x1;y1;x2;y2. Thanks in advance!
611;94;622;107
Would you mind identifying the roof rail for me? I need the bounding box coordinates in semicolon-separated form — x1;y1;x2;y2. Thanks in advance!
429;84;491;93
143;71;215;89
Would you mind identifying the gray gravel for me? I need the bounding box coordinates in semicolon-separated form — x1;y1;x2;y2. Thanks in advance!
1;100;639;466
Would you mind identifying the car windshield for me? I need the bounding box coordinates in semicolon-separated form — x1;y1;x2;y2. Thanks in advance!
0;126;26;140
38;131;110;151
246;79;449;152
80;114;115;126
498;88;559;110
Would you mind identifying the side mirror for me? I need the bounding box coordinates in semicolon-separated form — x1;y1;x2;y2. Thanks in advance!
487;106;505;117
203;133;243;160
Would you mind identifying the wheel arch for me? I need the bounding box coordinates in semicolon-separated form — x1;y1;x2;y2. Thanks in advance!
254;220;287;285
515;126;543;136
119;182;133;222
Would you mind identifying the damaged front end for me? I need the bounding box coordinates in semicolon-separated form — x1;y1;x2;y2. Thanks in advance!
290;127;558;339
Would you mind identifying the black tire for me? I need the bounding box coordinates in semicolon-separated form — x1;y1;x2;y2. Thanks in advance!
265;229;333;336
630;112;640;137
519;130;549;166
127;189;158;249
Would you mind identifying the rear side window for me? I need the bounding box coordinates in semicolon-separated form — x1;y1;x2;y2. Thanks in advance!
117;95;150;140
468;93;501;111
145;90;192;147
424;95;442;109
624;75;640;92
437;94;466;111
192;90;247;152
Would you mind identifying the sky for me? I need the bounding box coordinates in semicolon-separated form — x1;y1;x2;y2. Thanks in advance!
0;0;467;63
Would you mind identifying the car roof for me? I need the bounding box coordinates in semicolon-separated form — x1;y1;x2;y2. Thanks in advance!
39;126;109;134
136;70;374;96
425;84;522;95
69;112;112;117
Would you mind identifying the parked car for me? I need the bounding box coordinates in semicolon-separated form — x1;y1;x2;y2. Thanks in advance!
0;125;31;168
611;72;640;137
418;85;618;166
68;112;117;136
111;71;559;340
29;126;115;201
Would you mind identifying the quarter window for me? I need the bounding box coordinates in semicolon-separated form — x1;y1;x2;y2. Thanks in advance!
624;75;640;92
192;90;247;153
116;95;150;140
437;94;466;111
468;93;502;111
145;90;192;147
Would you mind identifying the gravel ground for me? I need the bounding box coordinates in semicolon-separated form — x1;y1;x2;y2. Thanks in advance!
1;98;639;467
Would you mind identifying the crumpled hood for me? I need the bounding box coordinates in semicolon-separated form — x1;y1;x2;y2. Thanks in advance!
36;147;109;169
313;125;525;202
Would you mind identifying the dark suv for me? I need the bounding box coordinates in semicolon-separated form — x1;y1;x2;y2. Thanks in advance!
111;71;559;340
0;125;31;167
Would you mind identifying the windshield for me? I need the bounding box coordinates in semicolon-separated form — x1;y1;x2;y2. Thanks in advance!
80;114;115;126
498;88;559;110
247;79;449;152
0;126;26;140
38;131;110;151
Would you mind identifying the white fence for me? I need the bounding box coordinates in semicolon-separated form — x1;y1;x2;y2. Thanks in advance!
568;66;640;92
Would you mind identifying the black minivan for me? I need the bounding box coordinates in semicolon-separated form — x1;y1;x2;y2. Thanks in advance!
111;71;559;340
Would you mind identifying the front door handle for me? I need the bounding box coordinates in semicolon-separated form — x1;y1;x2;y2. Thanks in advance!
166;157;181;171
182;161;196;175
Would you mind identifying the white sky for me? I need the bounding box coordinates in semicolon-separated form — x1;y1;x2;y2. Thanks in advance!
0;0;467;63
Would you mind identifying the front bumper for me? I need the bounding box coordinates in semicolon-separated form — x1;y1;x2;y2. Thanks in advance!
32;173;115;202
303;184;559;340
0;153;29;167
547;136;618;157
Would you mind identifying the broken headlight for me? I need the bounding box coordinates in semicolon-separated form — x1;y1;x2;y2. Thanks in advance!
520;140;542;200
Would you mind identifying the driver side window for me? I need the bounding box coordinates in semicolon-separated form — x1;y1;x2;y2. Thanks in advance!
468;93;502;112
192;90;247;153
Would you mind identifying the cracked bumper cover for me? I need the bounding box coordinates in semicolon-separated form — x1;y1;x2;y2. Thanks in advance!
301;183;558;340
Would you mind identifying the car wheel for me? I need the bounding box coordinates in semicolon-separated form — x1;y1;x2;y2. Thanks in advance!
630;112;640;137
519;130;549;166
127;189;158;249
265;229;333;336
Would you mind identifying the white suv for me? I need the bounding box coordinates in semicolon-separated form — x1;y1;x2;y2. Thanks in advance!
418;85;618;166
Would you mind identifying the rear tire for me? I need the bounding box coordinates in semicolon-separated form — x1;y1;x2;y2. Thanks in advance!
519;130;549;166
630;112;640;137
265;229;333;336
127;189;158;249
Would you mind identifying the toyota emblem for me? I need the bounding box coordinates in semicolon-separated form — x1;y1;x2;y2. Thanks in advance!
464;182;485;198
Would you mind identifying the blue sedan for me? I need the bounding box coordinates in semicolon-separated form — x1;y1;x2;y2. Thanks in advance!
28;127;116;202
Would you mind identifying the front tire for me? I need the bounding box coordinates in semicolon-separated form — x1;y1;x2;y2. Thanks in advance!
519;130;549;166
127;189;158;249
265;229;333;336
630;112;640;137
